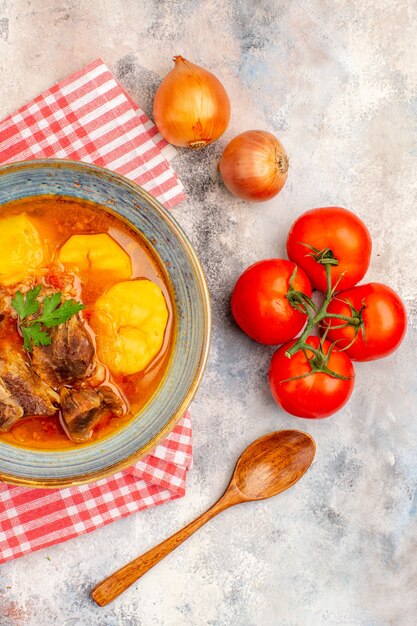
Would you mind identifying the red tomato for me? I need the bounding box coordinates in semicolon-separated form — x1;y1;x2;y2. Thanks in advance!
231;259;312;344
286;207;371;291
323;283;407;361
269;336;354;418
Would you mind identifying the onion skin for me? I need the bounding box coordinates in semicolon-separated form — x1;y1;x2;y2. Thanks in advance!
153;56;231;149
219;130;288;202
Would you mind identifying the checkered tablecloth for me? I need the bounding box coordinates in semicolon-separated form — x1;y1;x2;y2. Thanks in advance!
0;59;192;566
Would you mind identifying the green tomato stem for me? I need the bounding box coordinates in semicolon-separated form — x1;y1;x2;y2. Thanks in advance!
321;312;361;325
286;264;359;358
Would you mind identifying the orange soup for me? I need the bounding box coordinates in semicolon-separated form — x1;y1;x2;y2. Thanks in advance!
0;196;173;450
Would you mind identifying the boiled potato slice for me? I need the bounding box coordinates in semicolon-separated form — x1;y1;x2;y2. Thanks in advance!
58;233;132;281
91;279;169;375
0;214;44;286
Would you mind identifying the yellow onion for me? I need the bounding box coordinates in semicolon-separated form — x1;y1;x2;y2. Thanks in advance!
153;55;231;149
219;130;289;202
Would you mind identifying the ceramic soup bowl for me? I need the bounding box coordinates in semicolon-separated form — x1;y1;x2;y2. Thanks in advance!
0;159;211;487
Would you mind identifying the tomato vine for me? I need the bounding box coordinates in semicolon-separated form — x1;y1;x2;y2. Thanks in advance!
285;252;364;378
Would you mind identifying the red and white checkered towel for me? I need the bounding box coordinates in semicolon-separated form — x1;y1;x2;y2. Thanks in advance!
0;59;192;566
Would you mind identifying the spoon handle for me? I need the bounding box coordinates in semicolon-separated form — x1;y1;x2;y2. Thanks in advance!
92;487;240;606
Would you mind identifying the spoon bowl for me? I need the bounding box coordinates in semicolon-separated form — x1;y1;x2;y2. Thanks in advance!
233;430;316;501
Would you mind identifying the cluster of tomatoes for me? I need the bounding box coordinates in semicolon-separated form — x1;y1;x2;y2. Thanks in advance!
231;207;407;419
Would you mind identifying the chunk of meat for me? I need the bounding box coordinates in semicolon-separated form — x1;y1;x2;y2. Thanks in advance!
59;386;123;443
0;378;24;431
32;315;96;388
0;347;59;428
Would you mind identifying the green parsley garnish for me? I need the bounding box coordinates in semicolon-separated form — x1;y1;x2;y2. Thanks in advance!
11;286;85;352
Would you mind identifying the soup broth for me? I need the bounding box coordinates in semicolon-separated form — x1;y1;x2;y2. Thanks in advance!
0;196;173;450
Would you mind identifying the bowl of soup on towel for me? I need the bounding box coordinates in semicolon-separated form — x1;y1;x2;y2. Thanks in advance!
0;159;210;487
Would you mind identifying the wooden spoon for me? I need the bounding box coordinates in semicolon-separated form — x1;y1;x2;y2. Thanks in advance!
92;430;315;606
